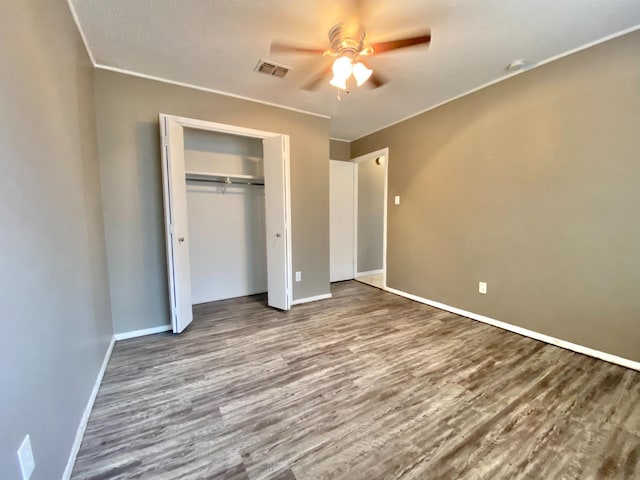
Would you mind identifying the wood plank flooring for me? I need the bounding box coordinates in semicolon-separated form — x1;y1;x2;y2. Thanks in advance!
72;281;640;479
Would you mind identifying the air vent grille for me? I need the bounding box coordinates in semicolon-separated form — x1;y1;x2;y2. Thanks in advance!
255;59;290;78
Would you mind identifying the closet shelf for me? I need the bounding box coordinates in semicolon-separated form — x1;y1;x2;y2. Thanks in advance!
185;171;264;186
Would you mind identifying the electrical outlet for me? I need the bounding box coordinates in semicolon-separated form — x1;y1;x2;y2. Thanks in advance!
295;271;302;282
394;195;400;205
479;281;487;295
17;435;35;480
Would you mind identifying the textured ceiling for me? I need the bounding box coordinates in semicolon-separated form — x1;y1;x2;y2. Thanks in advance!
69;0;640;140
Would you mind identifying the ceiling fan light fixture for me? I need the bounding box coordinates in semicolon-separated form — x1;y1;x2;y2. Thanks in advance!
271;21;432;92
329;74;348;90
332;56;353;80
352;62;373;86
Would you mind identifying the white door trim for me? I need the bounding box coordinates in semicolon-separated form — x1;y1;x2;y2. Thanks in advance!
352;148;389;289
164;115;288;140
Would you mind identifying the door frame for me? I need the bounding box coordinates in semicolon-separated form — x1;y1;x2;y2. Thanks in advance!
159;114;293;331
352;147;389;289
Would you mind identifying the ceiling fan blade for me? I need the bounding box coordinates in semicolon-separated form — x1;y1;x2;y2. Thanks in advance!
369;31;431;55
270;41;326;56
368;71;388;89
301;67;331;91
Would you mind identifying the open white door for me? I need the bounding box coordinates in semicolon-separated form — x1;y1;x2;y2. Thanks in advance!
263;135;291;310
160;115;193;332
330;160;355;282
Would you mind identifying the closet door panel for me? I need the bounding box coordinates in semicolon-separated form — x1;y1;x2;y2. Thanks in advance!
263;135;291;310
160;115;194;333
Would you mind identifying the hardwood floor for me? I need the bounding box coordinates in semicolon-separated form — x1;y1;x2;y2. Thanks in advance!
72;281;640;479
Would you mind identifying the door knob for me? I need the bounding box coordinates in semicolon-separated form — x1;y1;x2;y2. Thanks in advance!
276;233;281;238
178;237;185;243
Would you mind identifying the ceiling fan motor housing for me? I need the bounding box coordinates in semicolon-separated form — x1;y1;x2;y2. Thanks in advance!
328;22;365;58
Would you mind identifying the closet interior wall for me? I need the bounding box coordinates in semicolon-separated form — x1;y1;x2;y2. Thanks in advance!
184;128;267;304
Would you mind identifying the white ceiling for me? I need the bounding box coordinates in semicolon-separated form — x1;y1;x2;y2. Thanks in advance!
69;0;640;140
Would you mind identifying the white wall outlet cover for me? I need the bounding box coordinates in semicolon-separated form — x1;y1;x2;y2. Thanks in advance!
479;282;487;294
394;195;400;205
17;435;35;479
295;271;301;282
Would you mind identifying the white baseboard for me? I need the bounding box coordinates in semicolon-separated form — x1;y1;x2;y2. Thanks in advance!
113;324;172;341
291;293;333;306
62;324;172;477
356;269;384;277
384;286;640;372
62;336;115;480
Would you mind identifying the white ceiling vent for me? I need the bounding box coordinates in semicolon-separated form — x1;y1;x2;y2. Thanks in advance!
254;59;290;78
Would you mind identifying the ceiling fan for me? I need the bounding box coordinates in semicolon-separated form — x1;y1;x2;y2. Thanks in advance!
270;19;431;92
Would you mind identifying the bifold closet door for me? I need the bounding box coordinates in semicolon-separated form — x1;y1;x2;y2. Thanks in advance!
263;135;291;310
161;114;292;333
160;115;193;333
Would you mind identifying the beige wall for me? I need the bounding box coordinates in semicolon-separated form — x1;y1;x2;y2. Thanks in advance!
330;138;351;161
353;30;640;362
94;71;331;333
0;0;113;477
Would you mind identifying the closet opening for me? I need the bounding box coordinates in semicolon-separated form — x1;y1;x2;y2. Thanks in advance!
160;114;292;333
185;129;267;305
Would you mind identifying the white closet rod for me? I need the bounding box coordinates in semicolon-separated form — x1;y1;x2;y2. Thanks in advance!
185;171;264;186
